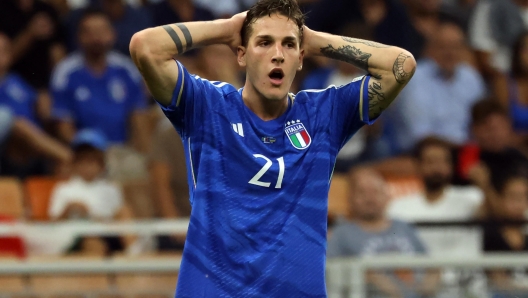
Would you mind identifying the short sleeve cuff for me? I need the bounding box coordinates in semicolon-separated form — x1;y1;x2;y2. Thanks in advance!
159;60;185;111
359;75;378;125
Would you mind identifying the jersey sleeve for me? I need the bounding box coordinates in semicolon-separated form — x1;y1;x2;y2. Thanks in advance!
157;60;223;138
317;75;375;149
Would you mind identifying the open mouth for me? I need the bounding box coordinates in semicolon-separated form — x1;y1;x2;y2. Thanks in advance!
269;69;284;84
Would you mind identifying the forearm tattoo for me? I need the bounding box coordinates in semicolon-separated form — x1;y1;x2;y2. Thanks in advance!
341;37;390;48
392;52;415;84
163;24;192;54
176;24;193;48
368;80;386;119
320;44;372;72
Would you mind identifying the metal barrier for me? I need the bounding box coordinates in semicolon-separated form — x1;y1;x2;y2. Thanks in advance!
326;254;528;298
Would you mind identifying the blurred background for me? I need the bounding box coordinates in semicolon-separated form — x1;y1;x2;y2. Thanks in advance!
1;0;528;297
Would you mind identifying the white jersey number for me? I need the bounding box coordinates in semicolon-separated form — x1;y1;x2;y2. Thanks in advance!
248;154;285;189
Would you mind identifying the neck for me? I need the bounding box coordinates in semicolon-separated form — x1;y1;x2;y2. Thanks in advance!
242;83;289;121
353;217;390;232
425;187;445;203
84;53;107;75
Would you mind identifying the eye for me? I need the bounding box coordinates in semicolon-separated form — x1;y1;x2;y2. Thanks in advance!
259;41;270;47
286;42;295;48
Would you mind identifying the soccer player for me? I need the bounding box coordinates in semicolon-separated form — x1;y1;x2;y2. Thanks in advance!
129;0;416;296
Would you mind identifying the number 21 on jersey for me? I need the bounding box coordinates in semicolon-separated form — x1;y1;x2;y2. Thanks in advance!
249;154;285;189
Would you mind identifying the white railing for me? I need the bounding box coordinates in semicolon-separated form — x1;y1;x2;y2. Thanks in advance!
326;254;528;298
0;219;190;237
2;221;528;298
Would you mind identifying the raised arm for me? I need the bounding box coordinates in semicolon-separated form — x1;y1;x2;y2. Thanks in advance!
129;13;246;106
303;27;417;120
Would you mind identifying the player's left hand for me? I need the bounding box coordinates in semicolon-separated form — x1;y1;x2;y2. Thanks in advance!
227;11;247;54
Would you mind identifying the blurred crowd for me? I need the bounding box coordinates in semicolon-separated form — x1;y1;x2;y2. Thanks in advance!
1;0;528;296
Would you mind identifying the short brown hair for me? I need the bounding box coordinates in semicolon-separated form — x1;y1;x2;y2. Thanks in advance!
413;136;454;160
241;0;305;47
471;98;509;126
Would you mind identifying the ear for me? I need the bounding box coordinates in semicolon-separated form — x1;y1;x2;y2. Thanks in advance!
237;46;247;67
297;48;305;71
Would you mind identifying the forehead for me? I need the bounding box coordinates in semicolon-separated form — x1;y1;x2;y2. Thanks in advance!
250;14;300;41
80;15;111;29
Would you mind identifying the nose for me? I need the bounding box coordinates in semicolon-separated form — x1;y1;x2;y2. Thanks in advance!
272;44;285;64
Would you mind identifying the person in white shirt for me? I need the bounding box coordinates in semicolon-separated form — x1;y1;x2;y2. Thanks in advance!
48;129;133;256
387;136;488;297
388;136;484;222
49;129;130;221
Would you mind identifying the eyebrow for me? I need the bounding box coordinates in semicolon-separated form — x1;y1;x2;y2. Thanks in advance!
255;35;299;43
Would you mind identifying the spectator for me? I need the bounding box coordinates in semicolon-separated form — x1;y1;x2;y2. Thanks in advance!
148;117;189;251
0;33;44;127
388;137;484;223
387;136;487;296
48;129;134;255
51;9;150;153
0;33;71;178
0;106;71;171
101;0;152;55
483;175;528;297
0;0;66;90
361;0;425;59
149;118;190;219
386;22;486;153
328;168;438;297
494;32;528;135
469;0;528;80
150;0;214;27
457;100;528;191
65;0;153;55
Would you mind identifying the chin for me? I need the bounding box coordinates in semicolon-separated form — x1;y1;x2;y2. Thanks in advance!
263;88;289;101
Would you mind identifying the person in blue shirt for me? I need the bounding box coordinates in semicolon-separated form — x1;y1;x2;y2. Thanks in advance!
130;0;416;296
0;33;71;178
51;9;150;152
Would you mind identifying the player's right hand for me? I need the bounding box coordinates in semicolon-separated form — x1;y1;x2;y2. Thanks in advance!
226;11;247;54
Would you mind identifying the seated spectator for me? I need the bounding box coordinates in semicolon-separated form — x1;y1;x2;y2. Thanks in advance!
51;9;150;153
48;129;134;255
469;0;528;81
458;100;528;191
388;137;484;222
0;0;66;90
149;0;214;27
0;33;71;177
494;32;528;136
149;117;189;251
149;118;190;219
483;175;528;296
0;106;71;173
0;34;42;125
328;168;438;297
387;136;487;296
65;0;152;55
386;22;486;153
387;136;486;264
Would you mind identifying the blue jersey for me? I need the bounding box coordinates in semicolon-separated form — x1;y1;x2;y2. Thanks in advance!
161;61;374;297
0;73;37;124
51;52;147;143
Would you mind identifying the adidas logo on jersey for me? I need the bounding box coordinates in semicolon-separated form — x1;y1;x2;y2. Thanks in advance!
232;123;244;137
